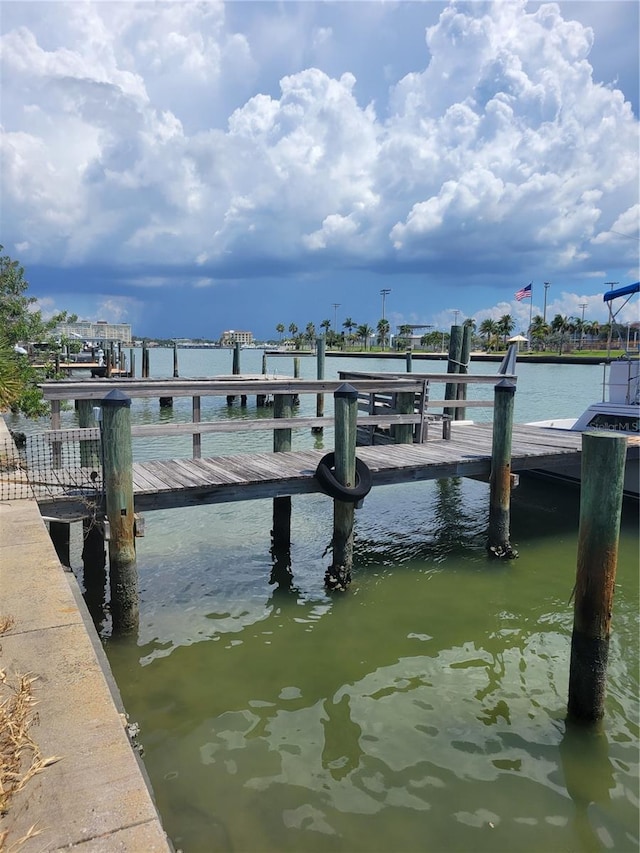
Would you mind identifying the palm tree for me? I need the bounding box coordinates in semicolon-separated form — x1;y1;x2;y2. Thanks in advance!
376;318;390;349
320;319;331;337
479;318;499;351
305;322;316;349
529;315;550;352
420;331;443;350
570;316;586;350
276;323;285;342
356;324;373;350
0;331;23;412
551;314;571;355
288;323;298;348
342;317;356;349
583;320;600;349
497;314;515;346
397;324;413;350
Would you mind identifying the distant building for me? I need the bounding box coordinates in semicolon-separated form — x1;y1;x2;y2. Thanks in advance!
220;329;254;346
54;321;132;345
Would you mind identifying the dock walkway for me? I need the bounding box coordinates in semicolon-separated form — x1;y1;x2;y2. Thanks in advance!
33;423;599;518
129;424;588;509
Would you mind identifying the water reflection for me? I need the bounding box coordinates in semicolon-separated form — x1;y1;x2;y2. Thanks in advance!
103;516;638;853
321;693;363;781
58;362;633;853
560;722;616;853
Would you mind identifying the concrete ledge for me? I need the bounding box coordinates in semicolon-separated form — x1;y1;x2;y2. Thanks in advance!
0;422;171;851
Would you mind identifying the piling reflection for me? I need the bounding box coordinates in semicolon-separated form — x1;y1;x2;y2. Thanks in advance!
560;721;615;852
321;692;363;781
269;543;295;593
432;476;479;551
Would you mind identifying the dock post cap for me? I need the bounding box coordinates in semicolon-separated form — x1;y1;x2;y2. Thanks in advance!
582;430;628;443
334;382;358;400
101;389;132;407
494;378;516;393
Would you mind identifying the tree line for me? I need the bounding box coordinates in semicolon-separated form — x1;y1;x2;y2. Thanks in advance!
0;246;78;417
277;312;629;355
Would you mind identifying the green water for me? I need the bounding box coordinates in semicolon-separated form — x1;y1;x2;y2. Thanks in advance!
103;476;639;853
9;350;638;851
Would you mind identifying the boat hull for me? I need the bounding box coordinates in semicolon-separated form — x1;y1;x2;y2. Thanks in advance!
526;404;639;499
526;453;639;499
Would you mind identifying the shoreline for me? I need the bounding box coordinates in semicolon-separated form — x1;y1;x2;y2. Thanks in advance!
323;350;622;365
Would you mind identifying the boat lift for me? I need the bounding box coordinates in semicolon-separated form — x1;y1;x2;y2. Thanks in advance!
603;281;639;356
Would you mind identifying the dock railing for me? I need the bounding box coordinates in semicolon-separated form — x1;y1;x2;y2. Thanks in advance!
38;373;514;460
41;371;515;452
337;369;516;443
38;378;427;461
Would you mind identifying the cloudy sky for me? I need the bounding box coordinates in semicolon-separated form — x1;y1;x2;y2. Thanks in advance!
1;0;639;339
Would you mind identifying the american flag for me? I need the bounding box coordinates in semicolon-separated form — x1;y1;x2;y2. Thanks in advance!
515;283;532;301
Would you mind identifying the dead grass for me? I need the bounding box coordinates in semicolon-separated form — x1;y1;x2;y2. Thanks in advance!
0;616;61;851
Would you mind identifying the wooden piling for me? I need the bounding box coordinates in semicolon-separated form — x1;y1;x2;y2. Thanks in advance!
173;341;179;378
294;357;300;379
327;383;358;590
232;342;241;375
567;432;627;724
444;325;463;420
142;342;149;378
272;394;294;553
487;379;518;559
394;391;415;445
192;396;201;459
313;337;326;433
455;324;472;420
101;389;138;634
77;399;101;469
405;350;413;373
129;349;135;379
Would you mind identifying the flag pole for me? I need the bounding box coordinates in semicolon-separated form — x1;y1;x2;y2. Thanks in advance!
529;282;533;339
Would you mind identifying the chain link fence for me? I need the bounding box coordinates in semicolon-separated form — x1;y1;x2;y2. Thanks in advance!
0;429;104;504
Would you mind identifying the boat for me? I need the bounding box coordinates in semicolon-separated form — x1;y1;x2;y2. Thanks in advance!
527;282;639;498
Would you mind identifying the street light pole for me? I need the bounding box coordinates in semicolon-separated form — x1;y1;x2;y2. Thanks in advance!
578;302;587;350
543;282;550;323
380;288;391;349
332;303;340;335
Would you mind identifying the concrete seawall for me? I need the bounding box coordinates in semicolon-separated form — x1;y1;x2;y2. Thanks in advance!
0;418;171;851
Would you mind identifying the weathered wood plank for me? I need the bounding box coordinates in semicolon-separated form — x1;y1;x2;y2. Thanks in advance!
40;377;426;402
30;424;633;520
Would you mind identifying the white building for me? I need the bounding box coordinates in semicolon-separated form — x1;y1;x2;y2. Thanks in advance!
220;329;254;346
54;321;132;345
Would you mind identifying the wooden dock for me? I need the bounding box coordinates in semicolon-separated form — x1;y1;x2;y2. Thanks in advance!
11;371;637;610
32;423;610;519
17;373;634;524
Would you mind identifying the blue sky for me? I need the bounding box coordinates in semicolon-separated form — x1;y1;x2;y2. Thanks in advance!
1;0;638;339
